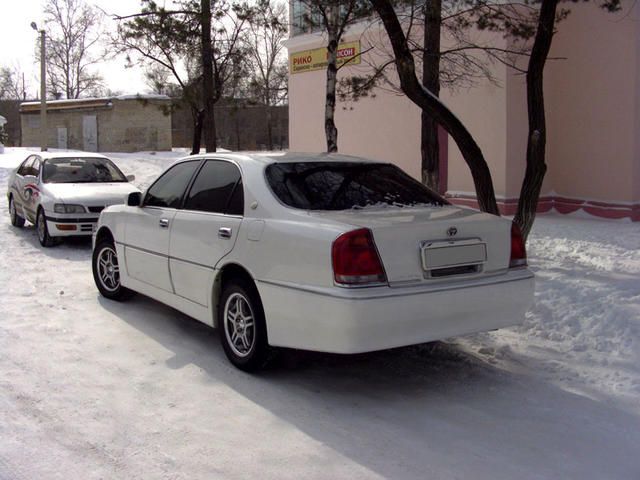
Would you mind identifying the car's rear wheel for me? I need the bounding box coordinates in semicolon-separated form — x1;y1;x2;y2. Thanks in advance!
92;239;132;301
36;208;56;247
219;279;274;372
9;196;25;228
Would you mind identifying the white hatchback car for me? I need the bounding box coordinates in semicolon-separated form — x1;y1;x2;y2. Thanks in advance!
92;153;534;371
7;152;140;246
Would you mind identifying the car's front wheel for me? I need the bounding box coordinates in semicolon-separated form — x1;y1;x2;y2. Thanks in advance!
9;196;25;228
36;208;56;247
92;239;132;301
219;279;274;372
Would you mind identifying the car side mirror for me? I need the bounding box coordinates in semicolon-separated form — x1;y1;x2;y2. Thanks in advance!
127;191;142;207
126;174;135;182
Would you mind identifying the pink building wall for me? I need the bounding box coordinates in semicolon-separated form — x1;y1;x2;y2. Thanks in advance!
285;2;640;220
545;1;640;219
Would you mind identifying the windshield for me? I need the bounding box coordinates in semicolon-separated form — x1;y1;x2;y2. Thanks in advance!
265;162;447;211
42;157;127;184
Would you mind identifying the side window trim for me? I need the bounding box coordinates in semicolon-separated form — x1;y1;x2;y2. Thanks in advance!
142;159;203;208
177;158;207;210
182;158;244;216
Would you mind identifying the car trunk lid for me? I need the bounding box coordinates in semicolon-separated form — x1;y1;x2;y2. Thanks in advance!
312;205;511;286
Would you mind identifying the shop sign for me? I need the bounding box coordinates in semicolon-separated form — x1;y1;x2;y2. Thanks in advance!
290;41;361;74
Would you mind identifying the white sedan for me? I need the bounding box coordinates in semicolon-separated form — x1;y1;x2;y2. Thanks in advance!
7;152;140;247
92;153;534;371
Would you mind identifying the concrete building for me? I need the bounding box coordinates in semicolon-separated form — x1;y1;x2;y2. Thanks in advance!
285;2;640;221
20;95;172;153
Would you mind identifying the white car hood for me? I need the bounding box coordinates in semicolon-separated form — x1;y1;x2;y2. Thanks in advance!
43;182;140;206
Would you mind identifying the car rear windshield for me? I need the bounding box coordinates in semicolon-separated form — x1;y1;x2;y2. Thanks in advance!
42;157;127;184
265;162;446;211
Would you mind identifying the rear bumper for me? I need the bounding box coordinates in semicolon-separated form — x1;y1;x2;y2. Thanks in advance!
257;269;534;354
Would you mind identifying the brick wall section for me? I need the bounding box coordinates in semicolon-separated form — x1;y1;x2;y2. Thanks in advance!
20;97;172;152
171;99;289;151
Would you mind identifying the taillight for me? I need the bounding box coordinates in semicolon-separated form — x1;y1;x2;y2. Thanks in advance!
509;222;527;268
332;228;387;286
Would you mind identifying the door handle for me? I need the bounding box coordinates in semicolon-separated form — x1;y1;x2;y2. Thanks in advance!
159;218;169;228
218;227;232;239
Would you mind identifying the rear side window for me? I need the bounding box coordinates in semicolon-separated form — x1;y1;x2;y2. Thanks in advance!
31;158;42;177
17;159;32;176
184;160;243;215
144;161;199;208
225;178;244;215
266;162;446;211
18;156;37;176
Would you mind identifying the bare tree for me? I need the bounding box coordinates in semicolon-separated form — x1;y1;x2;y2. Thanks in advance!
0;66;28;100
114;0;255;153
43;0;105;99
370;0;500;214
441;0;620;237
144;65;182;96
244;0;288;150
297;1;372;152
368;0;622;236
113;2;203;151
339;0;534;193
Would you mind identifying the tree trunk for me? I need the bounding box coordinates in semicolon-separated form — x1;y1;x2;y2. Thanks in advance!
235;110;241;151
191;108;204;155
325;34;339;153
421;0;442;191
201;0;217;153
371;0;499;214
266;104;274;150
514;0;558;240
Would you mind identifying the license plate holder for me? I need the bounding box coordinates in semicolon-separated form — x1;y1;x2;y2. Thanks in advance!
421;239;487;271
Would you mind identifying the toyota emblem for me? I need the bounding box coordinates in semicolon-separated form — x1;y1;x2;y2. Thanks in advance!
447;226;458;237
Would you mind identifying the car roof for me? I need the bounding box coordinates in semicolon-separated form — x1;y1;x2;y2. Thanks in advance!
37;151;109;161
174;151;379;166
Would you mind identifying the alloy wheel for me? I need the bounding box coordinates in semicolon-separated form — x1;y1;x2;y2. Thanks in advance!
224;293;256;357
96;246;120;292
37;211;46;242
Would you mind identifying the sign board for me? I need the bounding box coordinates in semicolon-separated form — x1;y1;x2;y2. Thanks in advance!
290;41;361;74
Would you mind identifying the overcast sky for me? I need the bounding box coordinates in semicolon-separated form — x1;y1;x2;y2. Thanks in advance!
0;0;167;98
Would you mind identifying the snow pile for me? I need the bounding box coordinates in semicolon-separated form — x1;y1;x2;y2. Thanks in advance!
0;147;39;167
461;216;640;412
105;150;184;190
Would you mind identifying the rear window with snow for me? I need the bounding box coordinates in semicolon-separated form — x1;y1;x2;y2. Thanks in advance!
265;162;446;211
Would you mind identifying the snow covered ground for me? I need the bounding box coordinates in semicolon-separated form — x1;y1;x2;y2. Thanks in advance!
0;148;639;479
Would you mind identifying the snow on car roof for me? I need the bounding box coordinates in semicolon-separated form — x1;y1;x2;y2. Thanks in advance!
39;151;110;160
173;151;379;166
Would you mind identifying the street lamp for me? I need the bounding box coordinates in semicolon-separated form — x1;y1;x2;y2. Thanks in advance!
31;21;47;152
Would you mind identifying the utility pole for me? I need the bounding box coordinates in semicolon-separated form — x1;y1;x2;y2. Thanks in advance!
31;22;47;152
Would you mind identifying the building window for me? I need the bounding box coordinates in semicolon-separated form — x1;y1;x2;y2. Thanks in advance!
290;1;370;37
291;1;323;36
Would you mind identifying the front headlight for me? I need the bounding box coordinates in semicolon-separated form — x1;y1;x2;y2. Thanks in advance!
54;203;86;214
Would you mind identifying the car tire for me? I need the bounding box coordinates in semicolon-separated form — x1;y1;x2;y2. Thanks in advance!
36;208;56;247
219;278;275;372
9;196;25;228
92;239;133;301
